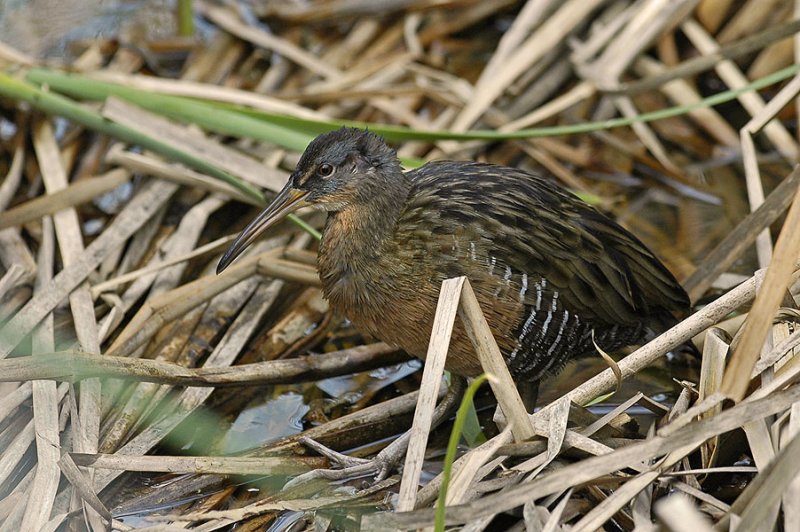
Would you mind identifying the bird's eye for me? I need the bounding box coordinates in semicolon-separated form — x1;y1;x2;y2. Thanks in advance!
317;163;334;177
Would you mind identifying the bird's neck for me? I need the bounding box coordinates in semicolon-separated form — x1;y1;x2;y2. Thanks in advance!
317;170;411;303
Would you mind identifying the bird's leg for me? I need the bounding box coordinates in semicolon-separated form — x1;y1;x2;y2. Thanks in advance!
519;381;540;413
295;437;371;469
284;376;467;489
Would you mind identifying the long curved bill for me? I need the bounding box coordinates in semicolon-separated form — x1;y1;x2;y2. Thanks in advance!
217;183;309;274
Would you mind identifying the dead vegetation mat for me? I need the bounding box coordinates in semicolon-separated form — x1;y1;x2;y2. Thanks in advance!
1;0;800;530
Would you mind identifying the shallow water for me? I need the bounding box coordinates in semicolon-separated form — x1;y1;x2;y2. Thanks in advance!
0;0;175;59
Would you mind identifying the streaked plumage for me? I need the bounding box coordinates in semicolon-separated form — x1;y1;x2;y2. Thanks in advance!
219;128;690;382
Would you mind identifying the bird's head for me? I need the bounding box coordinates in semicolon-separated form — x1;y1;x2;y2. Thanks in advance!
217;128;400;273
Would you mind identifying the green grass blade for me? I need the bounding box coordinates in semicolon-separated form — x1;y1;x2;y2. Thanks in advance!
0;72;264;203
177;0;194;37
26;62;800;146
211;63;800;141
26;68;312;151
461;400;486;447
435;374;489;532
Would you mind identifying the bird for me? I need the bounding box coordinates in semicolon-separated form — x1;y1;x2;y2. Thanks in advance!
218;127;690;391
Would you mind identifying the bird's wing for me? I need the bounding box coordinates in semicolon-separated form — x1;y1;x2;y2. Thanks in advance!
399;162;689;327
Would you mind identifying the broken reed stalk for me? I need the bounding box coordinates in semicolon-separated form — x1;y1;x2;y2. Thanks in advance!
459;278;535;441
397;277;464;512
0;168;131;231
69;453;325;476
56;454;112;523
722;183;800;400
397;276;535;512
0;345;408;386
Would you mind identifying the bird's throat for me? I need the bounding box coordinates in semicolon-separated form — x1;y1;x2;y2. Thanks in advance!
317;171;410;315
